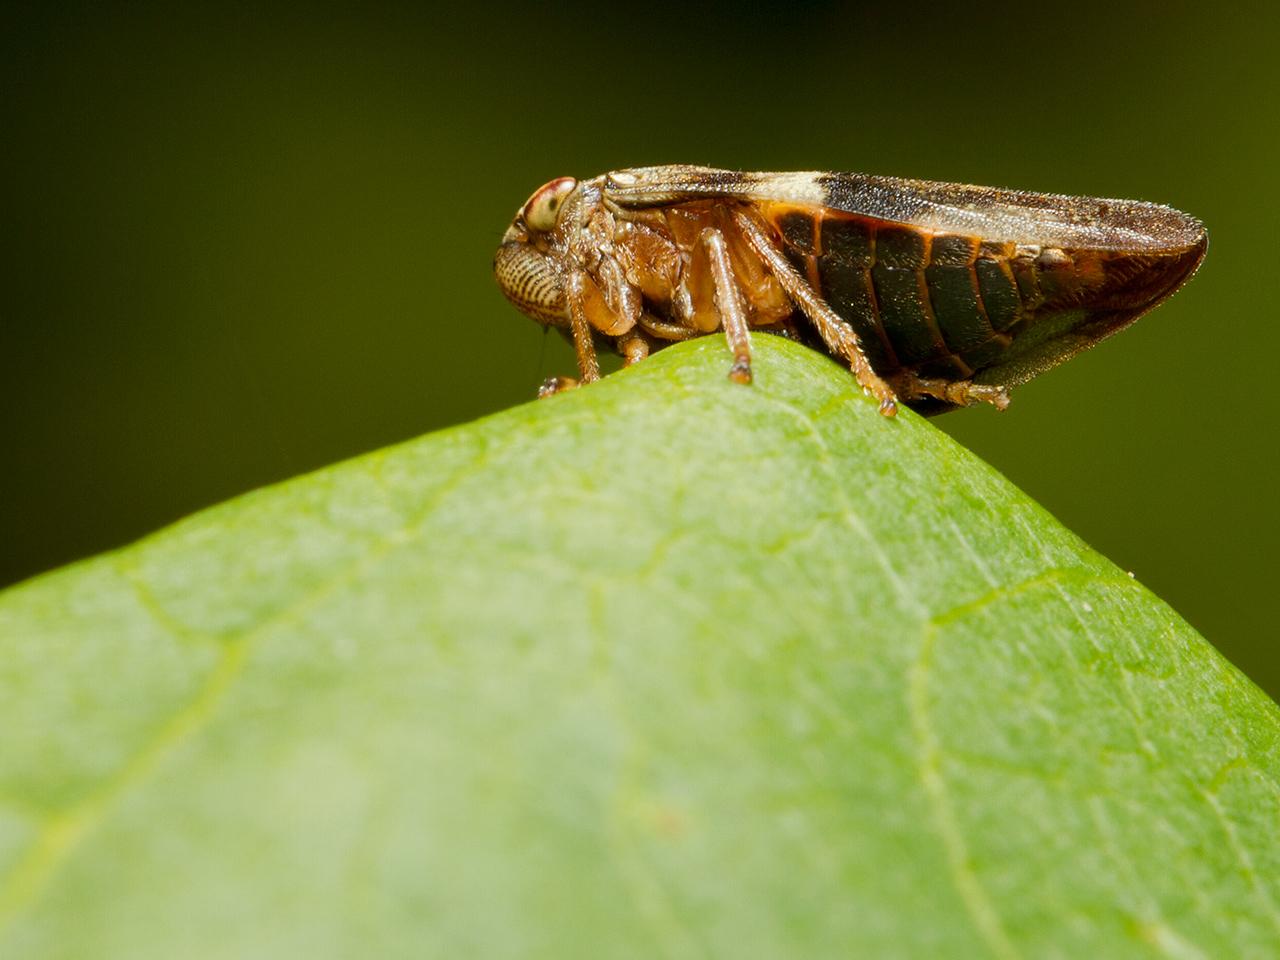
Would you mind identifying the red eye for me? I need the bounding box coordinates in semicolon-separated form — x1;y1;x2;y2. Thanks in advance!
522;177;577;232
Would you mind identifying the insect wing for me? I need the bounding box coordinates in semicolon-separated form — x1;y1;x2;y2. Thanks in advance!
596;165;1206;409
602;166;828;210
604;166;1204;255
814;172;1205;254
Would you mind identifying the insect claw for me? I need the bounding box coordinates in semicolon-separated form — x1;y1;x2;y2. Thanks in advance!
967;382;1011;410
538;376;580;398
728;358;753;385
878;396;898;417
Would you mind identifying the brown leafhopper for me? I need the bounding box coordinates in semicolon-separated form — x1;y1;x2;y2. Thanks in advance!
494;166;1206;415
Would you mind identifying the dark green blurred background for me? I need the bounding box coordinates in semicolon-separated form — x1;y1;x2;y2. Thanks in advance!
3;4;1276;688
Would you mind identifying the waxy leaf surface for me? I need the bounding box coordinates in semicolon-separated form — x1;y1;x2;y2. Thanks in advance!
2;335;1278;958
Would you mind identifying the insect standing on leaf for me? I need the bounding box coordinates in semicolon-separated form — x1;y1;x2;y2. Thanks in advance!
494;166;1206;416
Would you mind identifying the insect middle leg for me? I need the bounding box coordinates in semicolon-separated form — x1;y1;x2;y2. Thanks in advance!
700;227;753;384
732;211;898;416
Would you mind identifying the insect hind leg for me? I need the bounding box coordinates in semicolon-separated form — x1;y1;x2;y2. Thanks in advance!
896;373;1011;411
732;211;898;416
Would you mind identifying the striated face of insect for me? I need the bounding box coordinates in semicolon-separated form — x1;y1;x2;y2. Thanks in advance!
493;177;581;327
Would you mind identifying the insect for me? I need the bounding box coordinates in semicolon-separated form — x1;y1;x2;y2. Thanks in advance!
494;166;1206;415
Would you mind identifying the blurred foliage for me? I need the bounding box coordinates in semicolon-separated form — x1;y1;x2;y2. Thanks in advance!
1;2;1275;687
5;337;1279;958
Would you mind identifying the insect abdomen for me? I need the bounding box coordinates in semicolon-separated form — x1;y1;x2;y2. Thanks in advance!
764;203;1205;382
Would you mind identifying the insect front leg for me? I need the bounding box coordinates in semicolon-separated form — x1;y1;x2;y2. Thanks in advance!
732;211;898;416
538;270;603;399
538;375;580;398
566;270;603;383
700;227;753;384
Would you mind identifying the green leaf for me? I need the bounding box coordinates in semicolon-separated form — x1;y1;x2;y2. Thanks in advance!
2;334;1278;959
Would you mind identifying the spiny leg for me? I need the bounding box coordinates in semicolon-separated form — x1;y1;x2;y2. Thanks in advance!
700;227;753;384
896;373;1010;411
733;210;899;416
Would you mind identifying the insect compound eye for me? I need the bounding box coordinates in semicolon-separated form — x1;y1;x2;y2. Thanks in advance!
521;177;578;233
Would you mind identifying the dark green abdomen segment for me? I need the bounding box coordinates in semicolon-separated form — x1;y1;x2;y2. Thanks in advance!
772;207;1043;377
804;215;882;368
763;201;1206;388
